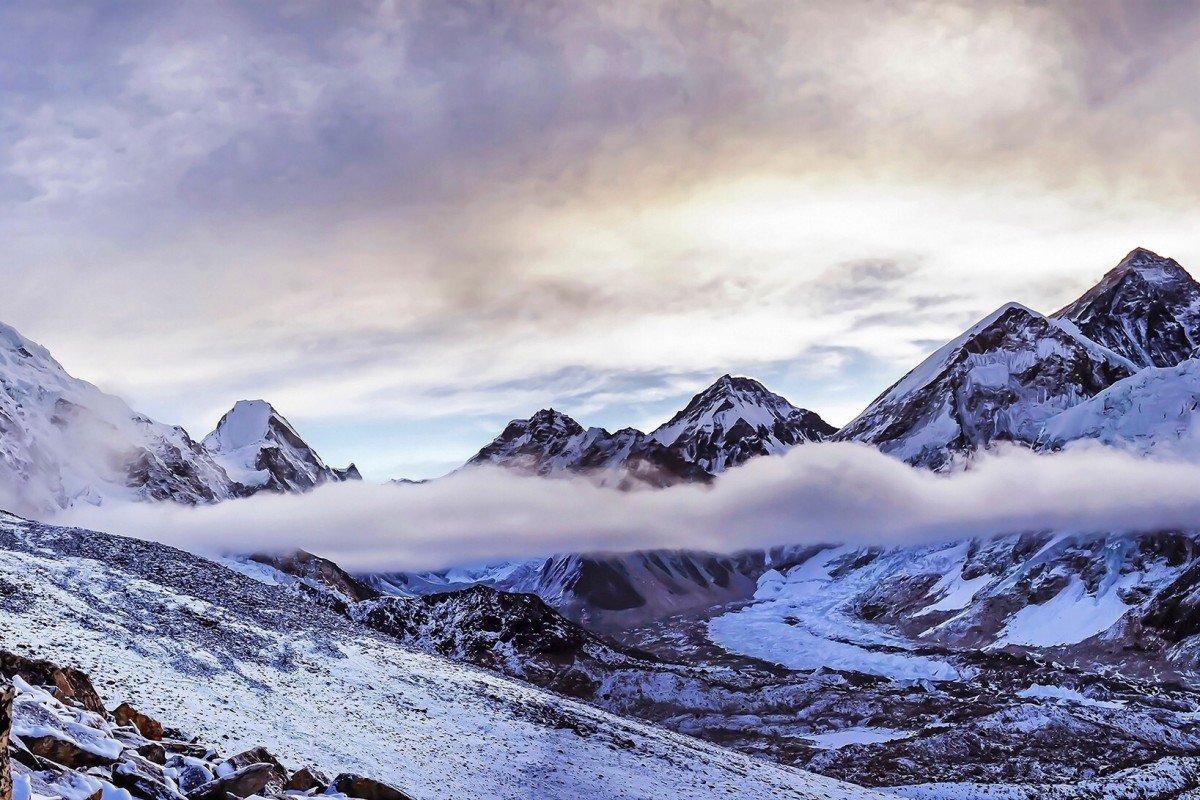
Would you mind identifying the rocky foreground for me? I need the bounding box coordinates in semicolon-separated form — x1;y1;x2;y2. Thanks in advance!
0;651;413;800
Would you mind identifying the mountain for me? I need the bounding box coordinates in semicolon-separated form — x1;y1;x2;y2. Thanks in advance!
1040;356;1200;455
467;408;710;487
1053;247;1200;369
0;512;881;800
466;376;832;486
202;400;359;494
0;322;240;513
834;303;1138;468
650;375;836;474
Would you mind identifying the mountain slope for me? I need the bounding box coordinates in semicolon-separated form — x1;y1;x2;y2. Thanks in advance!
1053;247;1200;368
0;322;239;513
0;513;883;800
834;303;1138;468
1040;357;1200;455
202;400;359;494
467;409;709;487
650;375;836;474
466;376;832;486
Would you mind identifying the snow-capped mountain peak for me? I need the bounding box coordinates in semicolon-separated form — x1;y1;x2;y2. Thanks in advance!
1053;247;1200;368
0;320;240;513
651;374;836;473
836;302;1137;468
202;400;355;493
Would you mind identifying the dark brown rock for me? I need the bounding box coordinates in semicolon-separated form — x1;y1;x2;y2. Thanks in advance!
188;762;279;800
0;651;105;714
331;773;415;800
24;734;119;768
218;747;287;794
113;753;187;800
283;766;329;793
114;702;164;741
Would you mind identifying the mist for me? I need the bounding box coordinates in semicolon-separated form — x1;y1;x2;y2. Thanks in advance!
46;442;1200;573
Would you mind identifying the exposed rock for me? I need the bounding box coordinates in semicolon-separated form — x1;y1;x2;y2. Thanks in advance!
0;651;105;713
217;746;288;795
284;765;330;793
331;772;416;800
114;702;164;741
113;752;187;800
24;734;119;769
188;762;279;800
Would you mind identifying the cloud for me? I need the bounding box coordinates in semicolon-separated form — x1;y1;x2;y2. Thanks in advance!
51;443;1200;573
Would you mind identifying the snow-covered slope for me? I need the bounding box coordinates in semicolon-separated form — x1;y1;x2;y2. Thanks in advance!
834;303;1138;468
650;375;836;474
0;322;239;514
0;513;883;800
1040;357;1200;455
1053;247;1200;368
202;400;359;494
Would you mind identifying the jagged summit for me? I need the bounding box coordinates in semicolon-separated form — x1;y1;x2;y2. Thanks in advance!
1053;247;1200;368
467;375;832;484
651;374;836;474
836;302;1137;468
202;400;358;494
0;319;239;512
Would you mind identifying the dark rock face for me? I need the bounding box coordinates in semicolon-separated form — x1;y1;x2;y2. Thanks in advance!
835;304;1136;468
1054;247;1200;368
352;586;624;697
468;408;711;487
247;549;379;603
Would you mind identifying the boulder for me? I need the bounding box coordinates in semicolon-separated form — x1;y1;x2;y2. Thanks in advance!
113;753;187;800
114;702;164;741
164;757;213;795
24;734;119;769
188;762;279;800
283;765;329;793
0;651;105;713
331;773;415;800
217;747;287;794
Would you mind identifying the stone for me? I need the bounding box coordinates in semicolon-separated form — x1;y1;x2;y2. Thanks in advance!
0;682;13;800
114;703;164;741
188;762;279;800
283;766;329;793
0;652;104;714
331;773;416;800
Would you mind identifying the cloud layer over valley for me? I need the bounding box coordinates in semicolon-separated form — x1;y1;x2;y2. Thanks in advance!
54;442;1200;572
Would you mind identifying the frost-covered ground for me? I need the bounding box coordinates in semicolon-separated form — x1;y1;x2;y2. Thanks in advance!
0;513;884;800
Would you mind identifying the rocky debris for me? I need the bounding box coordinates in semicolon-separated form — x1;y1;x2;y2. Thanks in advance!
0;657;415;800
331;773;416;800
114;702;163;741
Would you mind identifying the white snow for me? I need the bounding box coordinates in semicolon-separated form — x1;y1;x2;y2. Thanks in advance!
1016;684;1125;710
803;727;914;749
998;576;1133;648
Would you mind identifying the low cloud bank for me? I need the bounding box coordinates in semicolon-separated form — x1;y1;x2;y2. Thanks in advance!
50;442;1200;572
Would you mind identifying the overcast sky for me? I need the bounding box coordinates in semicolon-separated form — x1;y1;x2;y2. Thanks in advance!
4;1;1200;480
